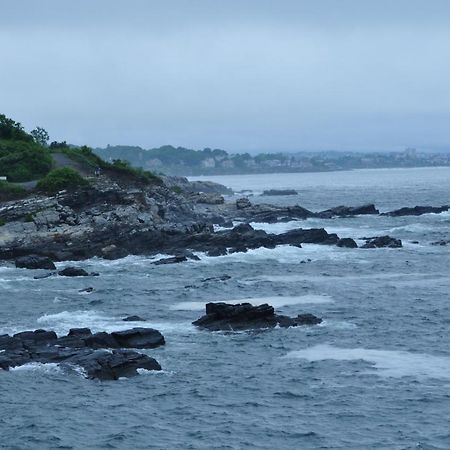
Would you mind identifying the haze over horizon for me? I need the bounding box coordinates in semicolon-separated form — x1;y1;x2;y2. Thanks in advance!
2;0;450;153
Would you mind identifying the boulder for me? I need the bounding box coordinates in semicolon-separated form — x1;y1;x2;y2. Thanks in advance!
361;236;402;248
193;302;322;331
58;267;91;277
15;255;56;270
336;238;358;248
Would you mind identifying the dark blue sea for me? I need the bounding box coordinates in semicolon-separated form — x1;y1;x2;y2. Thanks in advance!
1;167;450;449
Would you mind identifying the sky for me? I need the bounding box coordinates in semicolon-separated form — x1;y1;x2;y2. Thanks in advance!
1;0;450;153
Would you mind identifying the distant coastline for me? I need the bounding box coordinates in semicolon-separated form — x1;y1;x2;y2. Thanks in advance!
94;145;450;177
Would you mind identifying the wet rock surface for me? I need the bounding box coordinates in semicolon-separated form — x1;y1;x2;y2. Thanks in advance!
192;302;322;331
361;236;403;248
382;205;448;216
15;255;56;270
0;327;164;380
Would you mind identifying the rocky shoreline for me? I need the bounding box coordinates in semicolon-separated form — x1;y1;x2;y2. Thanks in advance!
1;174;446;265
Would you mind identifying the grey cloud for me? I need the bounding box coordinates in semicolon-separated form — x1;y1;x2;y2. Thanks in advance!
1;1;450;151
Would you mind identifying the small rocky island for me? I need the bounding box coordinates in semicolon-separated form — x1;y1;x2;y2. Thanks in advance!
193;302;322;331
0;328;165;380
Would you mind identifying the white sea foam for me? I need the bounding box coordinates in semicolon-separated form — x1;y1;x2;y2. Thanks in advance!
171;294;332;311
10;362;63;374
36;310;194;335
197;243;354;265
285;344;450;380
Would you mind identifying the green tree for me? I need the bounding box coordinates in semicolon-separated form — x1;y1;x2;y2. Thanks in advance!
30;127;49;147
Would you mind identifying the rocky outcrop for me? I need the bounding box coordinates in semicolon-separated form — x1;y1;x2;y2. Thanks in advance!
361;236;402;248
192;302;322;331
15;255;56;270
382;205;449;217
0;327;164;380
317;204;379;218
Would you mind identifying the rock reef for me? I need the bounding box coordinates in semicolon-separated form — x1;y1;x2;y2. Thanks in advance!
0;327;164;380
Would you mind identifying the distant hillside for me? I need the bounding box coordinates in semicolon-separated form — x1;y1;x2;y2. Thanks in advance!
95;144;450;176
0;114;161;201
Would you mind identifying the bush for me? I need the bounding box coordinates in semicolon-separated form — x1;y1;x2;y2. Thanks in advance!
36;168;89;194
0;140;53;182
110;159;162;184
0;180;27;201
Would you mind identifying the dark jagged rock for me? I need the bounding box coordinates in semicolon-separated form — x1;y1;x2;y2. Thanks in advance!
361;235;402;248
79;287;94;293
192;302;322;331
262;189;298;196
0;327;164;380
336;238;358;248
317;204;379;218
15;255;56;270
122;315;146;322
275;228;339;246
382;205;449;217
111;328;165;349
58;267;91;277
153;255;188;265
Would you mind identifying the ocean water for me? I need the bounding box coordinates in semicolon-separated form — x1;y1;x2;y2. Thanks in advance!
1;167;450;449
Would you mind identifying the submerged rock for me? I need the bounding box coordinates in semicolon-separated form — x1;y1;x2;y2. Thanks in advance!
153;255;188;265
0;327;164;380
192;302;322;331
262;189;298;196
122;315;146;322
15;255;56;270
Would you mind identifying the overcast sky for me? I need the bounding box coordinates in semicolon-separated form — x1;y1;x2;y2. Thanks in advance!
1;0;450;152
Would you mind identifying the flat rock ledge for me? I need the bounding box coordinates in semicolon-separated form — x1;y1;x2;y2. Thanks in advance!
192;302;322;331
0;327;165;380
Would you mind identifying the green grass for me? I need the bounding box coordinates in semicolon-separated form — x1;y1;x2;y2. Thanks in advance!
36;167;89;194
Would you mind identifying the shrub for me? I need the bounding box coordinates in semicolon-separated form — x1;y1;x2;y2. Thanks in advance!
0;140;53;182
110;159;162;184
0;180;27;201
36;168;89;194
